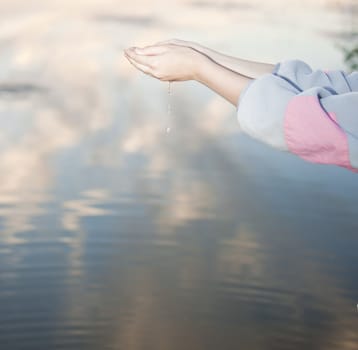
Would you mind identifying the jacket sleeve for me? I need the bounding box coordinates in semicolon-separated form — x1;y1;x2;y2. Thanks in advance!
236;59;358;172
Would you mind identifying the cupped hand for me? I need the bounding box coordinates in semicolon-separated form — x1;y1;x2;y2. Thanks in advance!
123;44;205;82
154;38;199;50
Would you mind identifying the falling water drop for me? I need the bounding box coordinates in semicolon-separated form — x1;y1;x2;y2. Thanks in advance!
166;81;172;133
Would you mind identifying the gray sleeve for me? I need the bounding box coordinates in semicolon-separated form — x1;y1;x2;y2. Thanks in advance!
273;59;357;94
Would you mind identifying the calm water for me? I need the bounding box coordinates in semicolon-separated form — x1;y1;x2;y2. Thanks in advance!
0;0;358;349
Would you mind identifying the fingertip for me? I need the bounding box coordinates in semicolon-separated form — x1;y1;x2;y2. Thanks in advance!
126;47;136;54
134;47;145;55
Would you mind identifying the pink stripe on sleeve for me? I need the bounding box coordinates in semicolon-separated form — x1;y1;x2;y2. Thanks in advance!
284;95;355;170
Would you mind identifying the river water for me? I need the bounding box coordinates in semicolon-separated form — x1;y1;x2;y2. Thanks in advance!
0;0;357;349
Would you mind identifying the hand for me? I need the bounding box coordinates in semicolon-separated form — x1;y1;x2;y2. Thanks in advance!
152;38;276;79
154;38;201;51
123;44;206;82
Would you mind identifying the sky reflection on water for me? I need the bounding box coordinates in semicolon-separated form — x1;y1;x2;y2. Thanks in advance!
0;0;357;349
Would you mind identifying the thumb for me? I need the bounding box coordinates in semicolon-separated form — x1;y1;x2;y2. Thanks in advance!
135;45;167;55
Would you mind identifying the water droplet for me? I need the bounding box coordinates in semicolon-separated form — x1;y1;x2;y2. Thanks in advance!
166;81;172;133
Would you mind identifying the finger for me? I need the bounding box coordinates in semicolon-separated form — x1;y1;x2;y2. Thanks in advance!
134;45;167;56
125;48;155;66
125;56;153;75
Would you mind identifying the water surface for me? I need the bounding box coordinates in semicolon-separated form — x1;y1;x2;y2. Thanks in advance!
0;0;357;349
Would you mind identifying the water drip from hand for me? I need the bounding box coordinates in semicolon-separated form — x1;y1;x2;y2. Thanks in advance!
166;81;172;133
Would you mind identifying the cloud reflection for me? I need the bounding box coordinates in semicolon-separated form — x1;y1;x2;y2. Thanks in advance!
190;1;252;10
0;83;47;96
63;189;114;232
0;1;357;349
94;14;159;26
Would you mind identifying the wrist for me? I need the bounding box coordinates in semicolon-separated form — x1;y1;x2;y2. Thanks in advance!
192;53;213;82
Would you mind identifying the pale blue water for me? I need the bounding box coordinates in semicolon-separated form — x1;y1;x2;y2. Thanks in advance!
0;0;357;349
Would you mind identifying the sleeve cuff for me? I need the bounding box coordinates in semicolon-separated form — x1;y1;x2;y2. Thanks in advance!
236;62;280;110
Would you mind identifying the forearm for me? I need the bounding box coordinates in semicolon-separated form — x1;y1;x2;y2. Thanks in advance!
194;56;253;106
192;43;275;79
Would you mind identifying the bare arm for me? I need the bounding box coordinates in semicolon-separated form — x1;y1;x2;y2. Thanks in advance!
196;46;275;79
155;39;276;79
194;57;253;106
124;45;253;106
